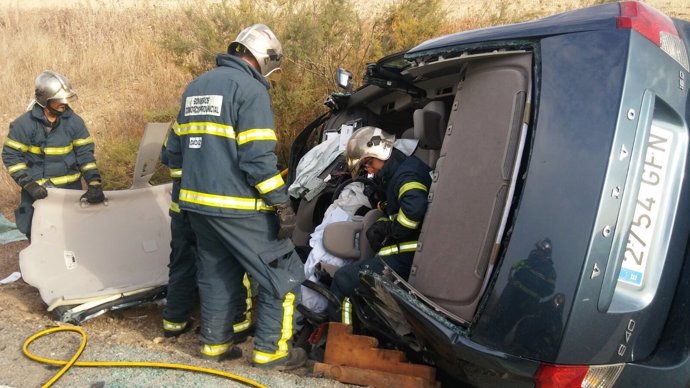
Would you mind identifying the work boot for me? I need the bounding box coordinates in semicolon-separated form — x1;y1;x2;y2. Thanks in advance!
253;347;308;371
233;325;255;344
195;324;254;344
162;319;192;338
200;342;243;362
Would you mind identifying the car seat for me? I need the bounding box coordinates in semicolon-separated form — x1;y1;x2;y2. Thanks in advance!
412;101;447;169
320;208;384;274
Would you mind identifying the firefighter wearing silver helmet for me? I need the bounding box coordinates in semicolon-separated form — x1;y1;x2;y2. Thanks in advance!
34;70;77;110
327;126;432;324
228;23;283;78
345;126;396;177
2;70;105;239
166;24;306;369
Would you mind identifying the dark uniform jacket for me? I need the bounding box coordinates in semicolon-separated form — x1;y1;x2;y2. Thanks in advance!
2;104;100;188
166;54;287;218
377;149;432;246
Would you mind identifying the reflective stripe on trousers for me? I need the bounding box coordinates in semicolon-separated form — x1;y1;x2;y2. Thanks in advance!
341;297;352;325
252;292;296;364
233;273;253;333
201;342;232;356
163;319;187;332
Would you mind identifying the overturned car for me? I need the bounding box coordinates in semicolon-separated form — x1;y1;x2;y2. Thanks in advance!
288;2;690;387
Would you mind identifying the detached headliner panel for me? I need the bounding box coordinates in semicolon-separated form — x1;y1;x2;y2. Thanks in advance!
19;183;172;306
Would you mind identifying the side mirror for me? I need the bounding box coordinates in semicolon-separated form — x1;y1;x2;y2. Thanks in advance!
336;68;353;93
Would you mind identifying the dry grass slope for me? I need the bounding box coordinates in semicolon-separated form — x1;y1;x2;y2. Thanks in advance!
0;0;687;216
0;6;190;212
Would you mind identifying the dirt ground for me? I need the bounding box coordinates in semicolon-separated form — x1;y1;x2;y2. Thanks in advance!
0;206;357;388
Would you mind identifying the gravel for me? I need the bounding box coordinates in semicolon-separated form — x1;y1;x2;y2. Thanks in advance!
0;238;357;388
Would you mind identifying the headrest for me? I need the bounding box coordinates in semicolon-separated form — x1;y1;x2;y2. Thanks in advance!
413;101;446;150
322;221;363;260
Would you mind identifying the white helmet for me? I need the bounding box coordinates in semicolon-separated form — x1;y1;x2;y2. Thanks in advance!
228;24;283;78
34;70;77;107
345;126;396;177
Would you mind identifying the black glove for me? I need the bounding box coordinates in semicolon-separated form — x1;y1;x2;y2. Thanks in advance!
362;177;385;209
81;182;105;204
314;263;333;287
366;219;391;252
23;181;48;200
274;201;296;240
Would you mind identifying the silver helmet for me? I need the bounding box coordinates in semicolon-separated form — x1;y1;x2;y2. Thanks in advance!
228;24;283;78
345;126;396;177
34;70;77;107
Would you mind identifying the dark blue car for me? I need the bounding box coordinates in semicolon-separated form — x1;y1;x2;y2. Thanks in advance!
288;2;690;386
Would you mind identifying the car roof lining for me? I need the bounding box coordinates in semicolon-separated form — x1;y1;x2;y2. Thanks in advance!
18;123;173;310
403;49;529;80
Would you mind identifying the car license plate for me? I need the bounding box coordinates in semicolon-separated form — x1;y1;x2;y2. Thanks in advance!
619;126;672;288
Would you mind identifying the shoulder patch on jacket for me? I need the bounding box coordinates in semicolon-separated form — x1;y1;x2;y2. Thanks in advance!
184;95;223;116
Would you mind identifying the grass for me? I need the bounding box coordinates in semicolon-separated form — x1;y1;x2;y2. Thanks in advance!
0;0;687;216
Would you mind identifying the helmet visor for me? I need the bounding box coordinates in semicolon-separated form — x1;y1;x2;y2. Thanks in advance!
50;94;77;105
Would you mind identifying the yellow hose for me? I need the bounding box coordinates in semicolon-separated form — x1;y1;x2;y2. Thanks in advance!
22;325;267;388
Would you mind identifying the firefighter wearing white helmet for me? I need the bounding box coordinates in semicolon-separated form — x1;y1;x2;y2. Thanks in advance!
2;70;105;239
345;126;396;177
327;126;432;324
166;24;307;369
228;23;283;78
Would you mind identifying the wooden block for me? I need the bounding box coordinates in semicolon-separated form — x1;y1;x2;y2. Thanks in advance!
322;322;436;380
314;362;440;388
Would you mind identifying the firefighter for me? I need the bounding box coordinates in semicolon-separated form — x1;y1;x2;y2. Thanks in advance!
159;140;254;341
166;24;307;369
328;126;432;324
2;70;105;239
489;238;557;343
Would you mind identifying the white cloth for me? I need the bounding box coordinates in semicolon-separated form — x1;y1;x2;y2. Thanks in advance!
0;272;21;285
301;182;371;312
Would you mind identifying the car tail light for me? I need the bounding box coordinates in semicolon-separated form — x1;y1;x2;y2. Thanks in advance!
617;1;689;71
535;363;625;388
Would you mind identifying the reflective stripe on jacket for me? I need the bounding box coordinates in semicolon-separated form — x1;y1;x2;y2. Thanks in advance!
378;241;419;256
1;104;101;187
166;54;287;217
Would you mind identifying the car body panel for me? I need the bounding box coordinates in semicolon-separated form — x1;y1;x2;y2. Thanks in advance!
472;29;630;362
551;31;689;365
359;271;540;386
407;3;620;56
